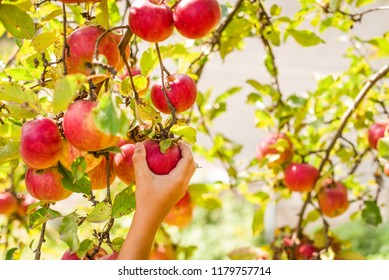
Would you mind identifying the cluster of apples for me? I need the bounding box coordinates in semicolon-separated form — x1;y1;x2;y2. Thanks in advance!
255;132;349;218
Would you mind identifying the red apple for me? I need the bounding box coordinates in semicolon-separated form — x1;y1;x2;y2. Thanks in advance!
59;140;103;173
117;138;135;147
0;192;18;215
16;194;36;217
20;118;63;170
63;100;119;152
25;167;72;202
317;178;349;218
173;0;221;39
88;154;116;190
113;144;136;185
129;0;174;43
384;162;389;176
368;122;388;149
143;140;182;175
149;244;176;260
65;26;120;76
98;251;118;260
295;243;317;260
256;133;294;168
284;163;319;192
150;73;197;114
164;190;193;228
61;246;108;260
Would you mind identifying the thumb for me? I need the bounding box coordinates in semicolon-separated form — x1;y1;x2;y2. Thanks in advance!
132;142;150;177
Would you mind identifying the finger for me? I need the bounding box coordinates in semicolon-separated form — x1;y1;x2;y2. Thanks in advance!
170;143;196;178
178;141;194;161
132;142;151;177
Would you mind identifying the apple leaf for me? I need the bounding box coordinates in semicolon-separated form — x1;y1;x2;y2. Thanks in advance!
356;0;374;7
53;74;87;114
189;184;222;211
77;239;94;260
131;98;162;125
96;0;110;30
287;28;325;47
111;237;124;253
252;206;265;237
86;201;112;223
140;48;159;77
112;187;136;218
93;93;133;137
362;200;382;226
302;209;321;227
59;212;80;253
120;76;148;96
58;162;91;195
0;67;34;81
0;4;35;39
159;139;172;154
5;248;18;260
171;125;197;144
28;208;62;229
0;141;20;164
71;156;87;182
377;137;389;161
30;30;59;53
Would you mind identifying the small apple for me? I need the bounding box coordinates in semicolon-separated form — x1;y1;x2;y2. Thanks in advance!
143;140;182;175
295;243;317;260
150;73;197;114
25;167;72;202
88;154;116;190
61;246;108;260
65;26;120;76
113;144;136;185
59;140;103;173
16;194;36;217
256;133;294;168
63;100;119;152
173;0;221;39
149;244;176;260
129;0;174;43
317;178;349;218
284;163;319;192
368;122;389;149
20;118;63;170
164;190;193;228
0;192;18;215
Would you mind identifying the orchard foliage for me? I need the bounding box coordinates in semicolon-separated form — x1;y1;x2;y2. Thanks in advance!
0;0;389;260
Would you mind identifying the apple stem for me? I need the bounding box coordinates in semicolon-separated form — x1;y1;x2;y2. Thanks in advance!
62;3;68;76
155;43;177;132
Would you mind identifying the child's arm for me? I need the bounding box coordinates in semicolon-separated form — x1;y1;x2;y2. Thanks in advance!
117;141;196;260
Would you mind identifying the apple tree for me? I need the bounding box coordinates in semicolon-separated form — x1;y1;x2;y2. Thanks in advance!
0;0;389;260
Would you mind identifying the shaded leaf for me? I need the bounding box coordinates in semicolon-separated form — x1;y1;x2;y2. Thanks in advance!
53;74;87;114
86;201;112;223
112;187;136;218
28;208;62;229
59;212;80;253
362;200;382;226
58;162;91;194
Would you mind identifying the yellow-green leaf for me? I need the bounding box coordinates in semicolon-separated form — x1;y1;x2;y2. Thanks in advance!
96;0;110;30
0;4;35;39
53;74;87;114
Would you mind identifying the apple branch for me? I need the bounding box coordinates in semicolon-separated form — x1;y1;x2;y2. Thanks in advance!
320;3;389;22
104;152;112;204
296;64;389;239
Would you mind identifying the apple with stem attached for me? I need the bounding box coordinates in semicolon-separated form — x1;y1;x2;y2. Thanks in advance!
317;178;349;218
256;133;294;168
0;191;18;215
368;122;389;149
151;73;197;114
20;118;63;170
129;0;174;43
25;167;72;202
173;0;221;39
88;154;116;190
284;163;319;192
143;140;182;175
113;144;136;185
164;190;193;228
63;100;119;152
65;26;120;76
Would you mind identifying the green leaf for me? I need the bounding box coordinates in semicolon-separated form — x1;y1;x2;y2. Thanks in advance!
59;212;80;253
30;31;59;53
120;76;148;96
287;28;325;47
86;201;112;223
5;248;18;260
58;163;91;194
28;208;62;229
53;74;87;114
96;0;110;30
252;207;265;236
111;237;124;253
362;200;382;226
1;67;34;81
189;184;222;211
112;187;136;218
159;139;172;154
0;4;35;39
93;93;133;137
77;239;94;259
171;125;197;144
0;141;20;163
356;0;374;7
270;4;281;16
377;137;389;160
302;209;321;227
140;48;159;77
71;157;87;182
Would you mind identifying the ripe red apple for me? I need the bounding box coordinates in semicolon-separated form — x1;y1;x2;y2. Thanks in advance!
143;140;182;175
295;243;317;260
113;144;136;185
0;192;18;215
256;133;294;168
88;154;116;190
150;73;197;114
284;163;319;192
63;100;119;152
173;0;221;39
16;194;36;217
368;122;389;149
117;138;135;147
317;178;349;218
25;167;72;202
98;251;118;260
59;140;103;173
20;118;63;170
65;26;120;76
149;244;176;260
129;0;174;43
164;190;193;228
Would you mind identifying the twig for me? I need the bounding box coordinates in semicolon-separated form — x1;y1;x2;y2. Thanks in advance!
34;221;47;260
